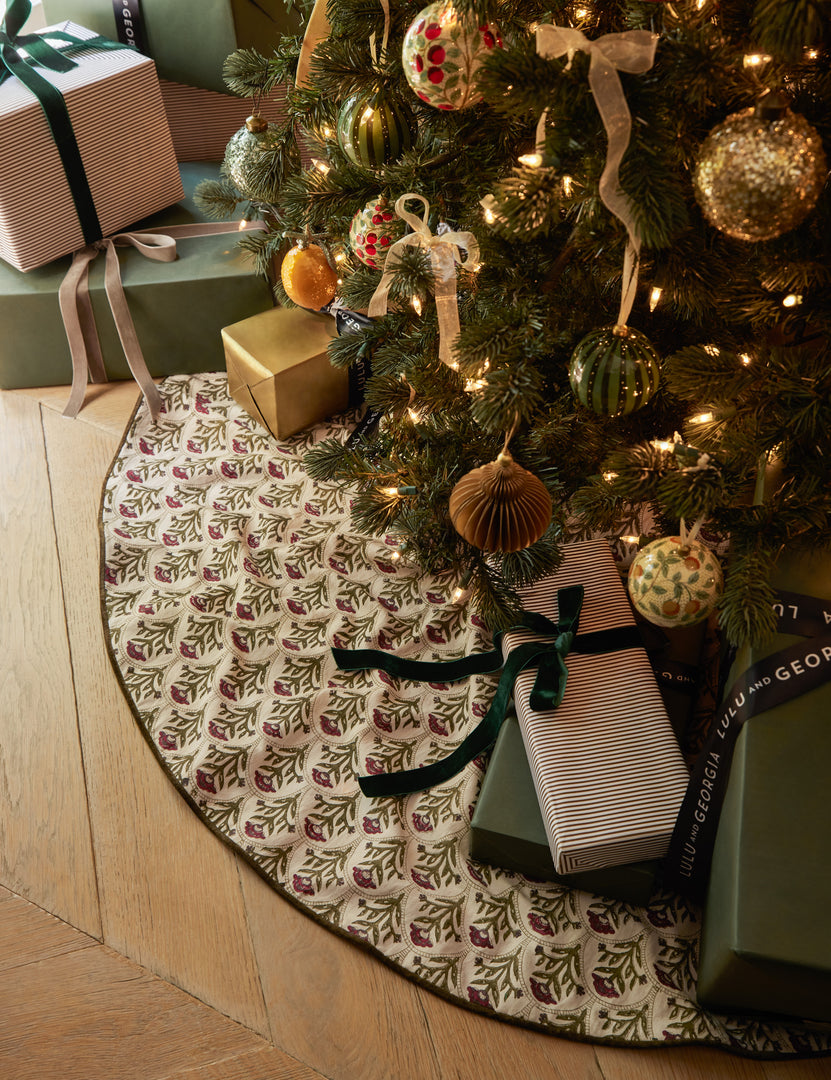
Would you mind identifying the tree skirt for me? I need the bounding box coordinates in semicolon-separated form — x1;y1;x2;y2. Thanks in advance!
101;374;829;1057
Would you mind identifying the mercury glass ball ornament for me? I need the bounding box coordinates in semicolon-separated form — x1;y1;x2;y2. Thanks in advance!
693;95;828;242
402;2;502;111
628;536;723;628
223;114;282;199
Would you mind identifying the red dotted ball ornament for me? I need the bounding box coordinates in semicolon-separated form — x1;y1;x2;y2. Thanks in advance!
402;2;501;111
348;198;405;269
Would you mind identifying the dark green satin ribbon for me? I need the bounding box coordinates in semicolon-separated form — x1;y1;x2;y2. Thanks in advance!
335;585;599;797
0;0;127;244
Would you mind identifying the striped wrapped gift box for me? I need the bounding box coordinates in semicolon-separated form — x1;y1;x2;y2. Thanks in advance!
505;539;690;875
159;80;300;164
0;22;182;271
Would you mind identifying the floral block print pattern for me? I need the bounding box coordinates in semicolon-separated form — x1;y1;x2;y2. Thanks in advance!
100;374;830;1057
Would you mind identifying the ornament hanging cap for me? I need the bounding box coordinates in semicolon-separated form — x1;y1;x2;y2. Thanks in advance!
245;113;268;133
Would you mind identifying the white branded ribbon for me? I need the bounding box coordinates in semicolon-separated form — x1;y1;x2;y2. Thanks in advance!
368;193;480;368
59;220;266;421
535;24;658;326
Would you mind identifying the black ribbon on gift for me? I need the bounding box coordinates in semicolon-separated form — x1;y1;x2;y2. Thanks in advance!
0;0;126;245
111;0;149;54
333;586;644;797
664;589;831;901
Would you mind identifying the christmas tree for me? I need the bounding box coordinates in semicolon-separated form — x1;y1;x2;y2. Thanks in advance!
196;0;831;646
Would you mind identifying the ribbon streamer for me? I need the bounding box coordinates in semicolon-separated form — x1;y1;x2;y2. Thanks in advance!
368;193;480;369
535;24;658;326
59;220;266;421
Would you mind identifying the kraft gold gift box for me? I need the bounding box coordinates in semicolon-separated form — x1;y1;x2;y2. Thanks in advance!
223;306;351;439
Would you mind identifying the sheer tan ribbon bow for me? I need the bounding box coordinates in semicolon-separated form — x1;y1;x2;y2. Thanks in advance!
59;220;265;421
368;193;479;369
535;24;657;325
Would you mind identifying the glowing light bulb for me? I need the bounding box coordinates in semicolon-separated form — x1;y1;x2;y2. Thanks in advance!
805;48;819;60
782;294;803;307
322;125;333;138
452;587;465;602
412;296;423;316
407;407;421;423
649;286;662;312
335;251;346;263
390;550;401;561
238;218;249;231
562;175;573;197
620;535;640;545
690;412;714;425
740;353;752;366
518;152;542;168
650;439;674;452
312;158;330;174
483;207;496;224
743;53;772;68
703;344;720;356
464;378;487;392
380;486;399;497
602;471;618;481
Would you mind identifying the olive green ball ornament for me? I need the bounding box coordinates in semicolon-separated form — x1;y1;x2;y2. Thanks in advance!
693;95;827;242
569;325;661;416
337;89;416;169
628;536;723;628
223;113;282;199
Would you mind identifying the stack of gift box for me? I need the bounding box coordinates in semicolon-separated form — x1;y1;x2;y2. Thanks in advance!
469;537;831;1025
1;0;345;427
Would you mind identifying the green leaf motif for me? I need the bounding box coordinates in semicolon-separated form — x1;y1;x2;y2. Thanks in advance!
351;894;406;945
532;942;583;1000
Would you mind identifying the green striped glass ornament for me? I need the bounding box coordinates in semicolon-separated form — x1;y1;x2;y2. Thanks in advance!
337;89;416;169
568;325;661;416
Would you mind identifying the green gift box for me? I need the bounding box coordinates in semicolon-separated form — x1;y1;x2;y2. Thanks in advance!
43;0;302;93
697;549;831;1023
0;162;273;393
470;712;661;905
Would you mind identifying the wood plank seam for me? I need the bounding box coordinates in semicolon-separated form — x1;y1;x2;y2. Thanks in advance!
38;400;106;944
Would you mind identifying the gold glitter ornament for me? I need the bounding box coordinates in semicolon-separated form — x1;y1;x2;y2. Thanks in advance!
693;95;827;242
223;114;282;199
448;450;552;553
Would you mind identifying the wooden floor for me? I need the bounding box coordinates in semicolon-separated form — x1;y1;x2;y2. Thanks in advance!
2;381;829;1080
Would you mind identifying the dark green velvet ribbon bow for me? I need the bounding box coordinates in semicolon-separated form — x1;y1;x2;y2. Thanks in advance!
0;0;127;244
335;584;630;797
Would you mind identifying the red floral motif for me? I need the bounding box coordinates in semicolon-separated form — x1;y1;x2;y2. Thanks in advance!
530;977;557;1004
409;924;433;948
469;925;492;948
195;769;216;793
352;866;377;889
254;770;275;793
244;821;266;839
587;909;615;935
466;986;492;1009
591;972;620;999
292;874;315;896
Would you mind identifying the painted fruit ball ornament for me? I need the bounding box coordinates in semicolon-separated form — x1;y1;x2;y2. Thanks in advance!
223;113;282;199
569;325;661;416
693;94;827;242
402;2;501;110
281;244;338;309
337;89;416;169
628;536;724;628
349;198;404;268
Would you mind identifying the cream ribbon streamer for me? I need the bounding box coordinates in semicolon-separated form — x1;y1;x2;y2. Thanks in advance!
59;220;266;421
535;25;658;326
295;0;330;90
368;193;480;369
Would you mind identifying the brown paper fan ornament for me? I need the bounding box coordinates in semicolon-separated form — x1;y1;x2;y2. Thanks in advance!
449;450;552;553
